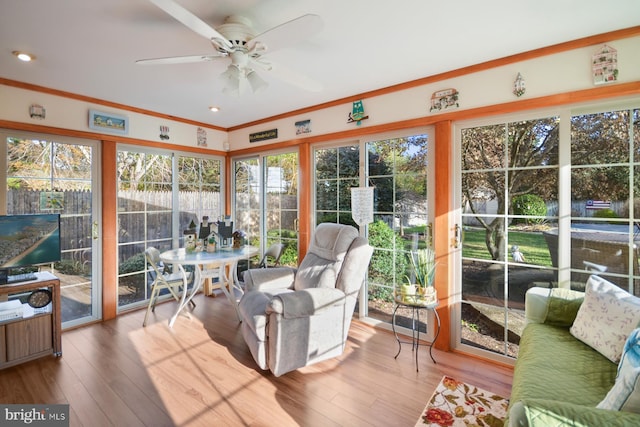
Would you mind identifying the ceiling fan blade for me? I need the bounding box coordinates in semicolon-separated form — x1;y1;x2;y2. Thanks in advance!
249;14;322;53
149;0;232;50
136;54;222;65
252;59;322;92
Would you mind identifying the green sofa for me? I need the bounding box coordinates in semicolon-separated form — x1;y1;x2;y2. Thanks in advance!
507;285;640;426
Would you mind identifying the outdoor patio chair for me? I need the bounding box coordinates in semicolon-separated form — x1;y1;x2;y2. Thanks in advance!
143;246;194;327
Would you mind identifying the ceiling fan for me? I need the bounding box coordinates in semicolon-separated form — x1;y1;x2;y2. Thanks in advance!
137;0;324;96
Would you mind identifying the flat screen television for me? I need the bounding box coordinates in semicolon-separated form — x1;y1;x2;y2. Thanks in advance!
0;214;61;284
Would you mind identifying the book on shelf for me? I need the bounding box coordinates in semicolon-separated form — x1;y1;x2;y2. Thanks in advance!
0;299;23;321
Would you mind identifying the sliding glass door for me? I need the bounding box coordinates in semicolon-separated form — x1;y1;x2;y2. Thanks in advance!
2;131;101;328
233;150;299;267
116;146;223;310
312;129;434;327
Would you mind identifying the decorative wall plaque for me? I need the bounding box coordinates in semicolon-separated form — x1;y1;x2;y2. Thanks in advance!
430;88;459;112
592;44;618;85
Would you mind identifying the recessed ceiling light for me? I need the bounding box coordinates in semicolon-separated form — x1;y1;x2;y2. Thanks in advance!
209;106;220;112
12;51;35;62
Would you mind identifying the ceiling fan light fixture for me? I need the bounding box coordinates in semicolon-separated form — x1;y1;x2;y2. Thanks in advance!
222;78;240;97
246;70;268;93
221;64;240;81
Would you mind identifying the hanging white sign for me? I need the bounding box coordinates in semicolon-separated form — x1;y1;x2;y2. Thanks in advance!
351;187;374;226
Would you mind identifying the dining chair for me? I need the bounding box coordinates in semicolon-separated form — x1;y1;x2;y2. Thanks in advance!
258;242;285;268
143;247;194;327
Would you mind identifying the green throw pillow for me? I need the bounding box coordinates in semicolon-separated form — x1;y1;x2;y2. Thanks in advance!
544;288;584;327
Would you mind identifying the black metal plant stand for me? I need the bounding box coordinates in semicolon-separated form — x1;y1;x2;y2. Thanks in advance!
392;300;440;371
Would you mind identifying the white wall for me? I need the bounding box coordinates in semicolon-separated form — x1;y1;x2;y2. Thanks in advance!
1;35;639;149
228;35;640;148
0;85;228;151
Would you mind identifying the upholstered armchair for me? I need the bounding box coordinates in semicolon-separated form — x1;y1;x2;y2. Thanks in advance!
238;223;373;376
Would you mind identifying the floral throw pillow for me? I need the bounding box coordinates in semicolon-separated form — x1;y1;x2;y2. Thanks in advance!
598;328;640;413
570;275;640;363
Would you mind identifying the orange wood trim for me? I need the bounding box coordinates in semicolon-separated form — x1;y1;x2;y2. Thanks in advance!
229;26;640;131
434;120;452;352
298;142;311;263
229;81;640;157
0;119;226;156
101;140;118;320
225;155;232;216
3;26;637;134
0;78;225;132
450;348;515;370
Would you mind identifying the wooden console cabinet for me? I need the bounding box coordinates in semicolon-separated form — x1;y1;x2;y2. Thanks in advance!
0;272;61;369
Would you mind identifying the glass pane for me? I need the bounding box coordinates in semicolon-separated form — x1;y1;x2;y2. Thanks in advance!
462;171;505;215
571;166;629;218
568;221;638;293
461;124;505;170
338;146;359;177
507;229;552;267
462;218;499;261
7;139;53;181
507;118;559;168
571;110;630;165
371;177;393;213
315;148;337;179
338;178;358;211
367;142;390;177
460;301;517;358
316;180;337;210
148;212;172;241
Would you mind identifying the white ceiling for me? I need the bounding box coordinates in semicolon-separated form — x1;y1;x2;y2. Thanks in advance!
1;0;639;129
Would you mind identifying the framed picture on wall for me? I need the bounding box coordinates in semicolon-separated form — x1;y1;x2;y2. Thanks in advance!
89;109;129;135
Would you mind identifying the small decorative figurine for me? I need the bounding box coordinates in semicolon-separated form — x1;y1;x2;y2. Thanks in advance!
29;104;46;119
513;73;526;97
159;125;170;140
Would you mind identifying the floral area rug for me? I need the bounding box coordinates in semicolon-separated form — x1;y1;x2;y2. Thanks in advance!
415;376;509;427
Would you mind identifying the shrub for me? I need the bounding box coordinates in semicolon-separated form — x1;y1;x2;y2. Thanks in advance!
512;194;547;224
119;253;146;275
367;220;407;289
593;208;618;219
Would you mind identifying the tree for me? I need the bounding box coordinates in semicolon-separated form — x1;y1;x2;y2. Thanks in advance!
7;137;92;190
462;118;559;260
462;109;639;261
570;110;635;200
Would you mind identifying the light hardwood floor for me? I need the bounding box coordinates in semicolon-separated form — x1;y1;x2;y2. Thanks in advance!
0;294;513;427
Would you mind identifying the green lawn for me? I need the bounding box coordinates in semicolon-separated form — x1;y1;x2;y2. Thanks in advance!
462;228;552;267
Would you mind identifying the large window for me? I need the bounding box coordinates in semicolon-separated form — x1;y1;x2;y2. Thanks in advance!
365;135;430;325
233;151;299;268
315;145;359;225
3;132;100;328
456;103;640;361
313;131;433;330
116;147;222;310
459;117;559;358
569;108;640;294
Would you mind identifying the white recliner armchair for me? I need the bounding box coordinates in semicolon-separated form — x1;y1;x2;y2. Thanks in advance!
238;223;373;376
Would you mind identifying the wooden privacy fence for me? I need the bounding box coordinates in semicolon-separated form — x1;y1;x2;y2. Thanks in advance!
8;189;297;259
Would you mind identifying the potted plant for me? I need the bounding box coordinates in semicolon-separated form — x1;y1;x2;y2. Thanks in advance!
404;247;437;306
